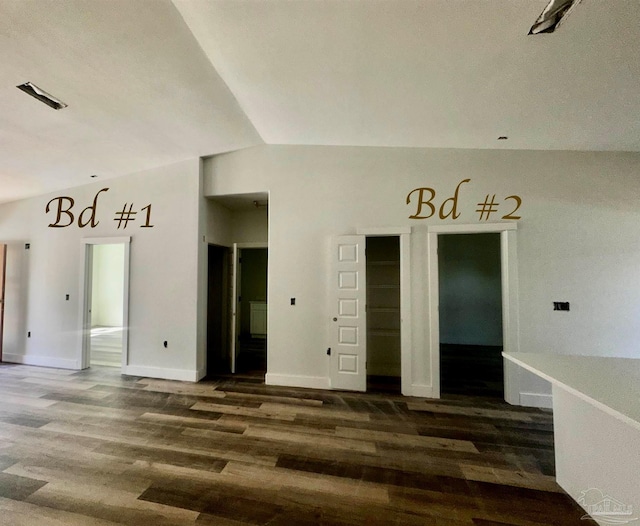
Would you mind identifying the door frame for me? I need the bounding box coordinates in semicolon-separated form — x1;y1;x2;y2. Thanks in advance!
231;242;268;374
427;223;519;402
0;244;6;361
79;237;131;370
356;227;412;395
206;243;231;377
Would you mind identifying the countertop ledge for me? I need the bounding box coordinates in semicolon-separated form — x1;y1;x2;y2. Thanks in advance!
503;352;640;432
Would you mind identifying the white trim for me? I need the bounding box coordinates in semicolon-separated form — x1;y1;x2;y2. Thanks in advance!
123;365;200;382
196;367;207;381
357;226;412;236
266;373;330;390
427;231;440;398
231;243;239;374
82;237;131;245
501;230;521;404
230;242;269;374
79;244;94;369
410;383;434;398
122;243;131;369
3;353;80;369
427;223;520;400
79;238;131;371
428;223;517;234
357;229;412;396
503;358;520;406
399;232;412;396
520;392;553;409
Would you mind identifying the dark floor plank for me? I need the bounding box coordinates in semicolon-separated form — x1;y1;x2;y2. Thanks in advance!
0;363;590;525
0;472;48;501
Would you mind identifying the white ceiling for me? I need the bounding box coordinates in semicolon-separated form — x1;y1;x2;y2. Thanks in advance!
1;0;639;203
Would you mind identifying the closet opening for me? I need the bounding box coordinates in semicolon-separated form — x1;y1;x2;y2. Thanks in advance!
366;236;401;394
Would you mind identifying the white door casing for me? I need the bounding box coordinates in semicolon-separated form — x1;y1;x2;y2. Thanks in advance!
230;243;240;374
230;242;268;375
79;237;131;370
426;223;519;402
356;227;412;396
0;244;7;360
329;235;367;392
82;245;95;369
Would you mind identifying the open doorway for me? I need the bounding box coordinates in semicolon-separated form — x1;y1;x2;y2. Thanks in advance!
207;243;268;377
0;244;6;361
206;244;231;376
234;247;267;375
366;236;401;394
329;229;411;394
81;238;130;369
438;233;503;397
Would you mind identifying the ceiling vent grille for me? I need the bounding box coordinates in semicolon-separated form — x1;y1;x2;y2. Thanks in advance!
17;82;68;110
529;0;582;34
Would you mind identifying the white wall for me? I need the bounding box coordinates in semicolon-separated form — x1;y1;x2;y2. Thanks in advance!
204;145;640;401
438;233;502;346
232;208;268;244
0;158;203;380
205;199;233;247
91;244;125;327
205;199;268;247
3;145;640;400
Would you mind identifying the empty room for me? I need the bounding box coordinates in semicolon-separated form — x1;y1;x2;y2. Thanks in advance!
0;1;639;525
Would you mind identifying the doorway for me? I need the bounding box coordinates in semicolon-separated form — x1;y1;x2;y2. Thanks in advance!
206;244;231;376
366;236;401;393
234;247;268;375
0;244;6;361
329;229;411;394
81;238;130;369
427;223;519;402
438;233;503;397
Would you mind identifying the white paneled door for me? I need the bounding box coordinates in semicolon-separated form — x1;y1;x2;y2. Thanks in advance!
0;244;6;361
330;236;367;391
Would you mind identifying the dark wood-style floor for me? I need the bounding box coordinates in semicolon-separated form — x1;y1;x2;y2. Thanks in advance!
441;344;504;398
0;363;589;525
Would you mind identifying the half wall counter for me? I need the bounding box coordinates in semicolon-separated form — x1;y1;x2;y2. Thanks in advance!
503;352;640;526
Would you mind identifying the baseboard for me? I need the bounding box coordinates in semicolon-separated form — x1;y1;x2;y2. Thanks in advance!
519;392;553;409
196;367;207;381
410;383;434;398
2;353;80;370
265;373;330;390
123;365;200;382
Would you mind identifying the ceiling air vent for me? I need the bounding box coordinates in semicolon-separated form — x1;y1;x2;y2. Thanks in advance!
17;82;68;110
529;0;582;35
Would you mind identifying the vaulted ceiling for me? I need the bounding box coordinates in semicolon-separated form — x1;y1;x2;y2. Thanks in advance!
1;0;639;203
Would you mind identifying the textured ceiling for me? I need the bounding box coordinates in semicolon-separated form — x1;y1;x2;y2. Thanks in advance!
1;0;639;203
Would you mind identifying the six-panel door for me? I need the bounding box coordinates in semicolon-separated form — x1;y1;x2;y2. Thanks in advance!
330;235;366;391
